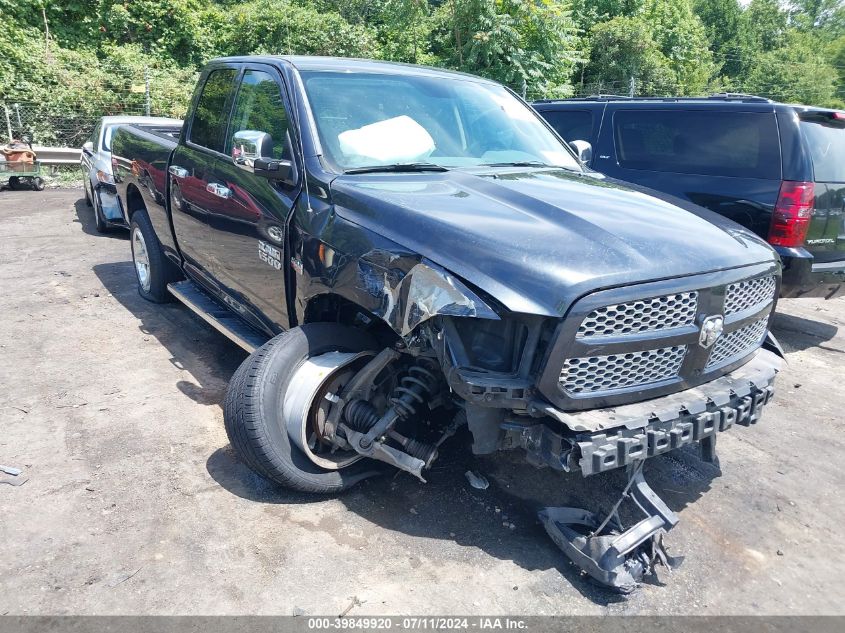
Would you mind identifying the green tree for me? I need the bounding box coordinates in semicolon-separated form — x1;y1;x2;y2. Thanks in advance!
746;0;789;52
743;30;841;105
216;0;378;58
641;0;715;94
432;0;580;98
582;15;678;95
693;0;756;78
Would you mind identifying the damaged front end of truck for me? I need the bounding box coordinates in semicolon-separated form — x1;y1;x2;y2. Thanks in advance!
294;236;783;592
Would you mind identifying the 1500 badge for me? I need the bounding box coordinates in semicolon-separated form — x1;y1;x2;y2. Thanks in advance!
258;240;282;270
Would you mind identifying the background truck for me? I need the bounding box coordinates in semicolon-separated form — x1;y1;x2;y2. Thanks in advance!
111;55;784;592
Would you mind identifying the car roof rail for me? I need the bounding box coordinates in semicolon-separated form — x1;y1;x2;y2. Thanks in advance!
534;93;776;104
705;93;774;103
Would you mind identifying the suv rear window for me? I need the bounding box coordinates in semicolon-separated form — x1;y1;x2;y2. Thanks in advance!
541;110;594;143
800;117;845;183
614;110;780;180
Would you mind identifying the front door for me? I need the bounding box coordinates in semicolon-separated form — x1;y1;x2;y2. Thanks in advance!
206;66;301;333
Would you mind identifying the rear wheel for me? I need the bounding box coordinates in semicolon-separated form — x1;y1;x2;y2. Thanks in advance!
224;323;380;494
130;209;180;303
8;176;20;190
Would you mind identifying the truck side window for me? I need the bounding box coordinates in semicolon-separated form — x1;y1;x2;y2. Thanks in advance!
228;70;290;160
190;68;237;153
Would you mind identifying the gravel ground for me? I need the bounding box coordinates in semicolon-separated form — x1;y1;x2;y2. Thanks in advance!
1;189;844;615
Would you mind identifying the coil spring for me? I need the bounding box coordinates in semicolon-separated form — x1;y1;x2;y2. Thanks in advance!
389;359;439;420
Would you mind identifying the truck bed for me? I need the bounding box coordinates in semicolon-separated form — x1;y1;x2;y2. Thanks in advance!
111;121;183;263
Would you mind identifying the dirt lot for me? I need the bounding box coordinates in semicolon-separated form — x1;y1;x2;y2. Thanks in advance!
1;188;844;616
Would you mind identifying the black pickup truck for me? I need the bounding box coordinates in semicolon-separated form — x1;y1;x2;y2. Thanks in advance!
111;56;784;591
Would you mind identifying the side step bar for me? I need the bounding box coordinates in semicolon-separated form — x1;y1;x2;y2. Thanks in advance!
167;280;268;353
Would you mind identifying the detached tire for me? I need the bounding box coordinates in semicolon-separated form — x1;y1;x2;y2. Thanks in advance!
130;209;180;303
224;323;379;494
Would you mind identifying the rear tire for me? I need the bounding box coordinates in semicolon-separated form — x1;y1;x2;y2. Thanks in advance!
8;176;20;190
130;209;180;303
224;323;380;494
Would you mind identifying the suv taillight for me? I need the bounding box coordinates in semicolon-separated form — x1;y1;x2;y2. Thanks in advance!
768;181;814;247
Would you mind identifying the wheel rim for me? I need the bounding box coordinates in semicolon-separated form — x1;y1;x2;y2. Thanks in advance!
132;227;151;292
283;351;373;470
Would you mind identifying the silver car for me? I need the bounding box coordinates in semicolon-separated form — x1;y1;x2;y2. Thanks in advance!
81;116;181;232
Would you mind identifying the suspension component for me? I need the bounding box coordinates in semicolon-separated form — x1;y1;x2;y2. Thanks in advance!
388;430;438;467
343;399;380;433
343;357;440;450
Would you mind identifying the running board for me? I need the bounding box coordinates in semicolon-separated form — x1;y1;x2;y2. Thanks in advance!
167;280;267;353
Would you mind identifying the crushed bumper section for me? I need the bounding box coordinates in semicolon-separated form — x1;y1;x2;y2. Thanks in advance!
507;349;782;476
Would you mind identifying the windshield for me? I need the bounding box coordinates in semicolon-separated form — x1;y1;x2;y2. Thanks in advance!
300;71;580;172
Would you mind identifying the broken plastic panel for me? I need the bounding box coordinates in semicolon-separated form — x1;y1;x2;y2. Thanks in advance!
358;256;499;337
539;463;682;593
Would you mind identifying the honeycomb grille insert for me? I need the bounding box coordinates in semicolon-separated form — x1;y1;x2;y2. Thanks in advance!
706;317;768;369
724;275;776;315
577;292;698;338
560;346;687;394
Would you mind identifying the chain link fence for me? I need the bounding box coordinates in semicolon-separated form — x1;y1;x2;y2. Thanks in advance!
2;62;196;148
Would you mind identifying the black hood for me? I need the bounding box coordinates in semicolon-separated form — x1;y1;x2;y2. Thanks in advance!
330;168;778;316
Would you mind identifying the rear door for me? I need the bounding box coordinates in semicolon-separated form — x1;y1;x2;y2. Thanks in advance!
597;106;783;238
169;65;238;288
205;65;301;333
799;112;845;263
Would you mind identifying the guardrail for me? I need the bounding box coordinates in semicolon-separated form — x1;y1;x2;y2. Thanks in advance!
32;146;81;166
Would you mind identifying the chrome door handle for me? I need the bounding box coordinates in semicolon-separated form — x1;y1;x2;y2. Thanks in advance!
168;165;189;178
206;183;232;199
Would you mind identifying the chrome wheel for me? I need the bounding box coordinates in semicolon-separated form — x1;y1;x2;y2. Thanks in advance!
131;226;151;292
282;351;373;470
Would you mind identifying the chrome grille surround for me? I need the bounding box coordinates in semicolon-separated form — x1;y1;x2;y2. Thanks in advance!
576;292;698;338
724;275;777;315
706;316;769;369
560;346;687;394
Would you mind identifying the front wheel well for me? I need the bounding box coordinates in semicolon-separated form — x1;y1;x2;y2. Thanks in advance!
303;293;399;346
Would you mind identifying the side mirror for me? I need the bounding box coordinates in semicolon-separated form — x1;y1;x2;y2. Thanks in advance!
82;140;94;156
568;139;593;165
231;129;296;183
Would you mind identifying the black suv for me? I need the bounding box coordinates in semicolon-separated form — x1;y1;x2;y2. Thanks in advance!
534;95;845;298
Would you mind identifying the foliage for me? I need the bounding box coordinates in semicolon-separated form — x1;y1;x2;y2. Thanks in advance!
0;0;842;147
431;0;581;98
583;16;679;95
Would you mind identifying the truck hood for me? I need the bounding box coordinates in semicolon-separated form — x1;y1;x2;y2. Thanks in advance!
329;168;778;316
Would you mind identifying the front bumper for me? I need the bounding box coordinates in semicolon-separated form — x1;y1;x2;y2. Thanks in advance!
95;184;127;227
508;348;782;476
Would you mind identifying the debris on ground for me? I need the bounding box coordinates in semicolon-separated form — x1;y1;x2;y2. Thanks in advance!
0;465;22;476
465;470;489;490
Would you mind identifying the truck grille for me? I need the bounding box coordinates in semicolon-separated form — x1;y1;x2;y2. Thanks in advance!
706;316;769;369
540;266;779;406
576;292;698;338
724;275;777;315
560;346;686;394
